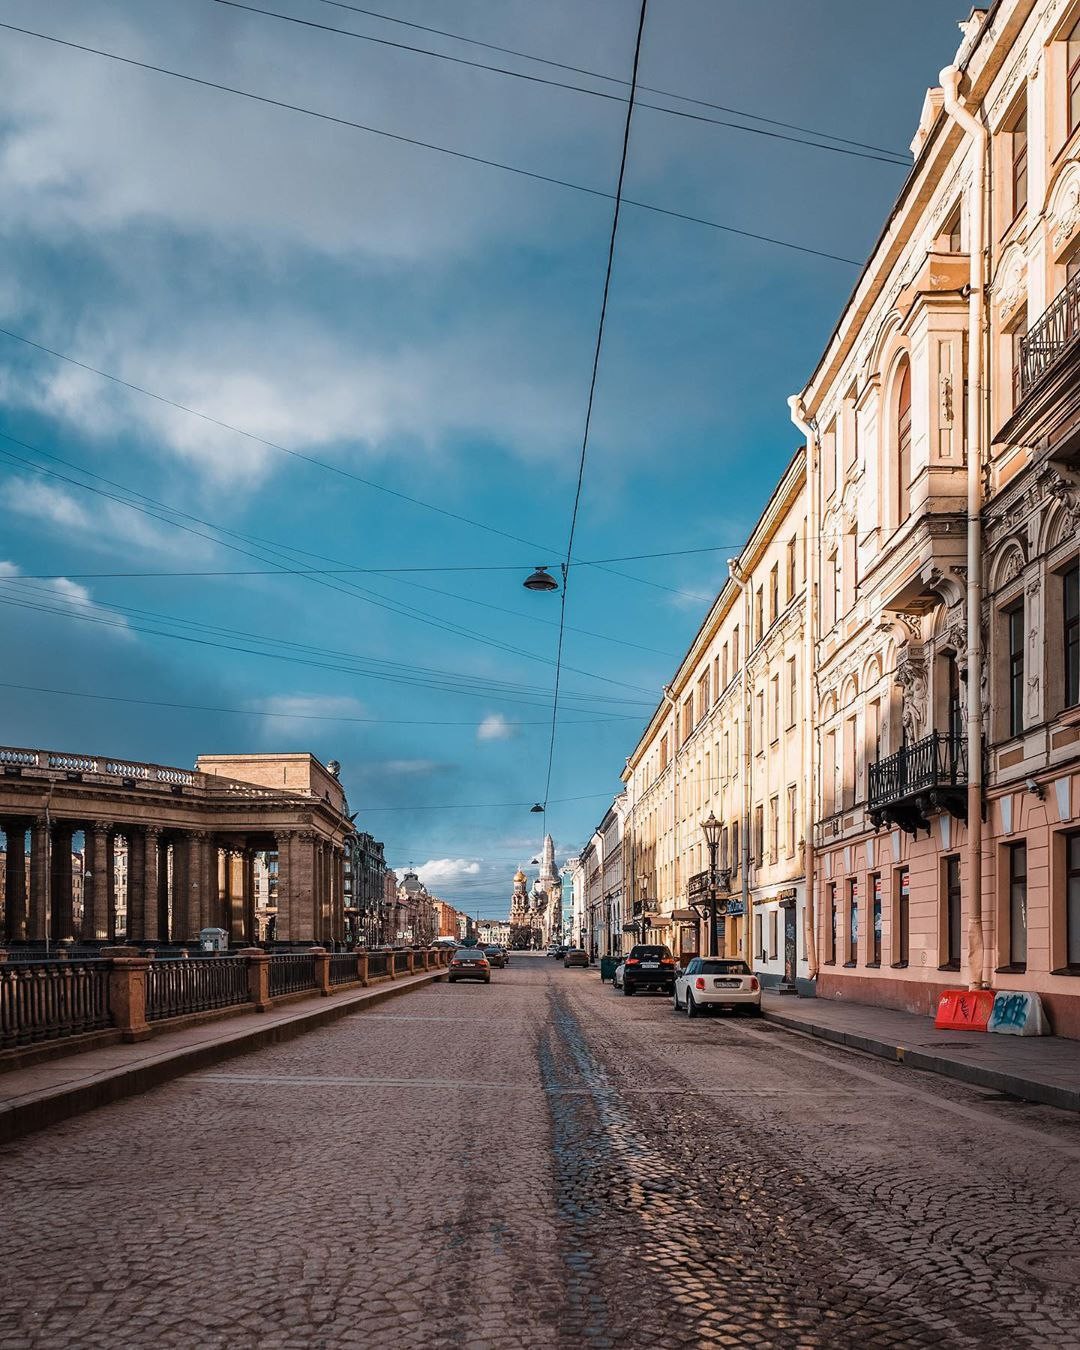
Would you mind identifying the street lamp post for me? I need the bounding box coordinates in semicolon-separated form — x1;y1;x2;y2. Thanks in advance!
700;811;725;958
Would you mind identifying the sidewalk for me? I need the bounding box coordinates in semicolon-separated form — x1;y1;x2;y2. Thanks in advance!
0;968;441;1145
762;992;1080;1111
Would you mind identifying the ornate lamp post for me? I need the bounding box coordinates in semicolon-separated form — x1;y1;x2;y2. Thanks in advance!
699;811;728;957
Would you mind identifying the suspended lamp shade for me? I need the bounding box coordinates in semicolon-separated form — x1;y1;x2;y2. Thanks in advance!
530;803;545;813
523;566;559;592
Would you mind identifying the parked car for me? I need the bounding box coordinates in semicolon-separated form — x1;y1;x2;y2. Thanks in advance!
673;958;760;1017
448;949;491;984
614;944;677;996
549;944;568;959
483;945;507;968
563;948;589;968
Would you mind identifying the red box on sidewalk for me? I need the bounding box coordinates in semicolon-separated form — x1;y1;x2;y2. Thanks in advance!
935;988;995;1031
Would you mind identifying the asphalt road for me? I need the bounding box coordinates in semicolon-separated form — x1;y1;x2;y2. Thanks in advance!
2;953;1080;1348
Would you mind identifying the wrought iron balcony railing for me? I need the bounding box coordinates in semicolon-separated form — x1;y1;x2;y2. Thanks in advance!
1020;270;1080;399
867;731;967;834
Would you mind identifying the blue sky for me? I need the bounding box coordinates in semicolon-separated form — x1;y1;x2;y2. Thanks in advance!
0;0;966;911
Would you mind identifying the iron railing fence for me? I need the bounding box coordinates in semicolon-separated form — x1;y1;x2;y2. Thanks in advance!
0;959;112;1050
329;953;359;986
367;952;390;979
868;731;967;811
393;951;411;975
145;958;250;1022
268;953;317;998
1020;270;1080;397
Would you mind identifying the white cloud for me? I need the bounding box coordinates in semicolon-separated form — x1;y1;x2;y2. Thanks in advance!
253;693;367;735
414;858;482;888
0;559;132;638
477;712;515;742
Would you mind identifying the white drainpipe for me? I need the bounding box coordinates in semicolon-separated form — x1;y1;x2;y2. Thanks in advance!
940;65;989;990
788;398;819;979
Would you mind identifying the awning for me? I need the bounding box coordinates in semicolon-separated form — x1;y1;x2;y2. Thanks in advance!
670;908;699;923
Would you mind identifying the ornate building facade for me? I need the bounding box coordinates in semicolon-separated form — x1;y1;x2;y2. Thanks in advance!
508;835;563;948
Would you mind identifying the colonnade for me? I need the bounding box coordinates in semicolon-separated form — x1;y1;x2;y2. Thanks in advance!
0;819;346;946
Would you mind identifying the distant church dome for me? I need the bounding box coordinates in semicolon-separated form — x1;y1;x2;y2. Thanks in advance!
513;869;526;883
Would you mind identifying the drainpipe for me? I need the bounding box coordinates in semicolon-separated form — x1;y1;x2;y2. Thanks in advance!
727;560;752;961
789;397;819;980
940;65;989;990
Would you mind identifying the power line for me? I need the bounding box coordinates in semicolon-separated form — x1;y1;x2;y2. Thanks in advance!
0;434;659;698
0;325;713;603
212;0;907;167
0;22;864;266
0;679;642;727
316;0;907;159
350;792;617;811
541;0;647;815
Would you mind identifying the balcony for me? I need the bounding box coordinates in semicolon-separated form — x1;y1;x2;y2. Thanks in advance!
996;272;1080;472
867;731;967;836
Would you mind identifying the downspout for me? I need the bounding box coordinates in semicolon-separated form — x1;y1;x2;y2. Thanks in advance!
789;397;819;979
728;560;752;960
940;65;989;990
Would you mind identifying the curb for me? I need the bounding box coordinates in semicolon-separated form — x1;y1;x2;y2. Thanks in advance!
761;1007;1080;1113
0;970;443;1146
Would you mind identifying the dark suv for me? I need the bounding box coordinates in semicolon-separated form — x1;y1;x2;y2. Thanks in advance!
621;944;676;996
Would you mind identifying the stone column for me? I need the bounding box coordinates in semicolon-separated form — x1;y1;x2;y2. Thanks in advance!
51;822;75;942
274;831;292;944
28;817;48;942
156;837;171;944
186;831;207;940
242;849;256;944
141;825;162;942
201;836;216;931
313;841;325;943
334;847;346;944
85;821;112;942
225;850;244;945
4;821;28;943
128;829;146;941
293;832;317;942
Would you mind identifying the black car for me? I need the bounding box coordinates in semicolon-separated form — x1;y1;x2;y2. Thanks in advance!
621;944;676;996
483;945;507;968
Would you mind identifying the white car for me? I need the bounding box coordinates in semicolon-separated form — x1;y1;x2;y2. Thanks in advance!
673;958;761;1018
612;960;626;990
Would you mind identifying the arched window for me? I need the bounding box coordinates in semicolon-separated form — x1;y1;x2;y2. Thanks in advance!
896;359;912;524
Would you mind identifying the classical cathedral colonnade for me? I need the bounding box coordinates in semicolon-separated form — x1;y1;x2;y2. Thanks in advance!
0;750;353;947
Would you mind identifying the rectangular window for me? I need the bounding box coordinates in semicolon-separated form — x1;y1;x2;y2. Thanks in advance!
768;910;778;961
787;785;797;857
842;716;857;810
754;805;764;865
827;883;837;964
713;655;720;703
1070;15;1080;137
871;873;882;966
897;867;910;965
682;696;694;744
787;537;798;601
847;878;859;966
1011;321;1027;409
947;654;963;746
824;730;836;814
832;553;841;628
1008;841;1028;968
1067;832;1080;968
768;795;779;863
756;690;765;755
769;564;779;625
731;819;740;877
732;626;740;672
721;643;729;689
944;205;961;253
944;855;962;969
659;733;669;772
698;669;710;720
771;675;780;743
1008;604;1025;737
754;587;764;645
787;657;798;728
1065;562;1079;709
754;913;763;962
1011;103;1028;218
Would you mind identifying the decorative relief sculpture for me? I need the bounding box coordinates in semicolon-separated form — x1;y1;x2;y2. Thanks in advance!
1051;161;1080;254
896;643;929;745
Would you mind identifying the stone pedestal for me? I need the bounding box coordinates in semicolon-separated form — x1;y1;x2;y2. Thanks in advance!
107;956;152;1042
237;947;271;1011
311;946;331;996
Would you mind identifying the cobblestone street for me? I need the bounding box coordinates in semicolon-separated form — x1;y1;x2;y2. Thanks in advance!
3;955;1080;1349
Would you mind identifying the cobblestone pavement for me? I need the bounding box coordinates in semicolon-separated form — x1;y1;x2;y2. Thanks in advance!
2;956;1080;1348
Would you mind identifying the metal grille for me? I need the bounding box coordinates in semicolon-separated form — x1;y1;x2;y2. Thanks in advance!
868;731;967;810
393;951;411;974
367;952;390;979
0;960;112;1049
1020;271;1080;397
329;953;359;986
268;953;317;997
145;957;250;1022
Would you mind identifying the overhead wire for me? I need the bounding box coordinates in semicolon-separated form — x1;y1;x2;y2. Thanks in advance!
0;324;714;603
315;0;907;159
211;0;907;167
540;0;647;814
0;22;864;267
